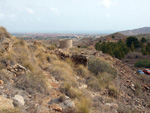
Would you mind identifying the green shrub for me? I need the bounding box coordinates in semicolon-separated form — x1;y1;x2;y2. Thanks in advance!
88;58;117;76
95;40;129;59
134;60;150;68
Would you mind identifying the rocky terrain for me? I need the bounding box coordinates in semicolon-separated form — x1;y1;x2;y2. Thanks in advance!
0;27;150;113
120;27;150;36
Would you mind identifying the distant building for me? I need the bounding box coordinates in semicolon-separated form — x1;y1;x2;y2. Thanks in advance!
59;39;73;48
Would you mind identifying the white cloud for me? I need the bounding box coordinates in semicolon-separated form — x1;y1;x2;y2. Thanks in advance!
26;8;35;14
97;0;113;8
50;8;61;16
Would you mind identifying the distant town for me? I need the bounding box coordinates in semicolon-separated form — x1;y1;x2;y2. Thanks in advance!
12;33;106;40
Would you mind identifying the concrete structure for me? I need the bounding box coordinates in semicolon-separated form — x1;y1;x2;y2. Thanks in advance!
59;39;72;48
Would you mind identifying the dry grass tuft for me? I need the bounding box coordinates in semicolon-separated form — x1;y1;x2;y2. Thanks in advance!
60;82;82;99
108;85;119;98
15;71;49;94
76;97;91;113
0;27;11;38
0;108;21;113
87;72;115;91
76;65;91;78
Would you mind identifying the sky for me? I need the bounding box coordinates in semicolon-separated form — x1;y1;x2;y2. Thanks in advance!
0;0;150;33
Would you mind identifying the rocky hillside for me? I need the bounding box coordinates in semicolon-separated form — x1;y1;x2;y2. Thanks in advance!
120;27;150;36
99;32;127;42
0;27;150;113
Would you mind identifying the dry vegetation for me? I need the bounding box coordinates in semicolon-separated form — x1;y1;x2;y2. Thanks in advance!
0;27;150;113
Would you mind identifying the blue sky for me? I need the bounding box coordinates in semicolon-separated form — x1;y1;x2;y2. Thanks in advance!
0;0;150;33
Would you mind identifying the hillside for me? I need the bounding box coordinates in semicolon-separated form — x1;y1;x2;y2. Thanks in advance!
120;27;150;36
0;27;150;113
100;32;127;42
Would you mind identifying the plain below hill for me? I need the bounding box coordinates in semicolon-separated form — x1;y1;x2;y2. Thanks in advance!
120;27;150;36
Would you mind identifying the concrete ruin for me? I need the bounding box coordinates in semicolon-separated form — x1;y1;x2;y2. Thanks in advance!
59;39;72;48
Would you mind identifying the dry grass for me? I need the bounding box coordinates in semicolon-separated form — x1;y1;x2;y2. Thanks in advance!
108;85;119;98
0;27;11;38
134;83;142;96
87;72;115;91
15;71;49;94
60;82;82;99
0;57;7;70
0;69;13;83
76;97;91;113
0;108;21;113
50;60;77;84
76;65;91;78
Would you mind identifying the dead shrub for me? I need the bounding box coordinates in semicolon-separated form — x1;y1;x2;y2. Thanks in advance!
0;69;13;83
87;72;114;91
0;58;7;70
87;76;101;91
49;60;77;85
60;83;82;99
46;54;59;63
134;83;142;96
76;65;91;78
108;85;119;98
15;71;49;95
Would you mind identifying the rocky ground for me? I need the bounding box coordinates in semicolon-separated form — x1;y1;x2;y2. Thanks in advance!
0;27;150;113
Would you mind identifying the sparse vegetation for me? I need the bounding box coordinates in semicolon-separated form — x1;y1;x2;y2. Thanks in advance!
76;97;91;113
0;108;22;113
88;58;117;76
134;60;150;68
76;65;91;78
134;83;142;96
108;85;119;98
15;71;50;94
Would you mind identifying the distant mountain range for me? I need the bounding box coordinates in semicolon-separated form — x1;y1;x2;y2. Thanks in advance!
120;27;150;36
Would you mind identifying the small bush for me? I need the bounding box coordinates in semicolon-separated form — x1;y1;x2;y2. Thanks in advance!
76;65;91;78
87;72;114;91
76;97;91;113
0;69;13;83
88;58;117;76
134;83;142;96
60;83;82;99
108;85;118;98
87;76;101;91
0;58;7;70
134;60;150;68
50;60;77;85
15;71;49;94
